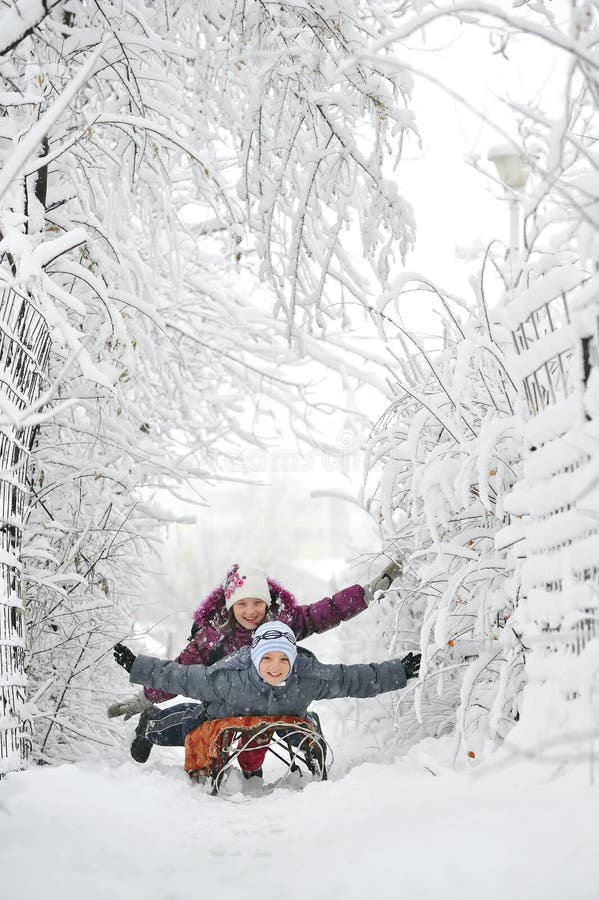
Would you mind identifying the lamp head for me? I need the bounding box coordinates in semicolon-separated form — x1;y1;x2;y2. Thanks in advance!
488;144;529;190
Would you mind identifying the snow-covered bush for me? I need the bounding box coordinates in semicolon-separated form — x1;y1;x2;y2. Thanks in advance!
361;284;524;762
358;0;599;765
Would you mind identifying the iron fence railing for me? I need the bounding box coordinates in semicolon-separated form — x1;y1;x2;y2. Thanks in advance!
510;282;598;659
0;286;50;772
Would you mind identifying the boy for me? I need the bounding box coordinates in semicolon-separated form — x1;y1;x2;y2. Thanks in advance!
113;621;420;763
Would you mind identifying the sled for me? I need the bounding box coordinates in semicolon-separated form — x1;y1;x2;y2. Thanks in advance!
184;713;329;795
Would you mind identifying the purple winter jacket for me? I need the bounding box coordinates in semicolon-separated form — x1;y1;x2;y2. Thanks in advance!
144;579;367;703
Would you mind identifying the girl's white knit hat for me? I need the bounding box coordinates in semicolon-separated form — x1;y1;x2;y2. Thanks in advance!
223;563;271;610
250;621;298;674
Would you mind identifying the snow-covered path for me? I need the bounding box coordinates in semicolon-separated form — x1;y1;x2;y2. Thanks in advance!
2;743;598;900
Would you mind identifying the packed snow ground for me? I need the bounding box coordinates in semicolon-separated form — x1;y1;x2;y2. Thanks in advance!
1;730;597;900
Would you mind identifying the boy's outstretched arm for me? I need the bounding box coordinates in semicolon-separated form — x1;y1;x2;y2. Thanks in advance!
314;654;420;701
126;653;219;703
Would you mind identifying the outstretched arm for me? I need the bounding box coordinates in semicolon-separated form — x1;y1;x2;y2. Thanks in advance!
142;625;223;704
313;653;419;701
290;585;367;639
290;560;403;640
127;654;220;703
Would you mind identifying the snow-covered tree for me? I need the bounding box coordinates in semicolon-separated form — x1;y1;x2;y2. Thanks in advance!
0;1;298;767
0;0;422;770
190;0;417;334
357;0;599;763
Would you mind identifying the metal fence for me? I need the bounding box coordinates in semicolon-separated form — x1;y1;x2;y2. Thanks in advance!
510;283;599;660
0;286;50;771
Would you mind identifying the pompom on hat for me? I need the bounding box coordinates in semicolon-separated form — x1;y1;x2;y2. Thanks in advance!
223;563;271;611
250;621;298;674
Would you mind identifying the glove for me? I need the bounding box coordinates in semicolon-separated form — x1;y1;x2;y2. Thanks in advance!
363;559;402;604
114;642;136;673
107;690;153;720
401;652;421;679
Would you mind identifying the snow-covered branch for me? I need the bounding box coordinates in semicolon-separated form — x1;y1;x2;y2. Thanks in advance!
0;0;63;57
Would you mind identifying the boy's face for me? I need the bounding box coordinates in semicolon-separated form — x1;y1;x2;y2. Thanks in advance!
259;651;291;686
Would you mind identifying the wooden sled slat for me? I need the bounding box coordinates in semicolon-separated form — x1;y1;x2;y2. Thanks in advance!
184;715;316;775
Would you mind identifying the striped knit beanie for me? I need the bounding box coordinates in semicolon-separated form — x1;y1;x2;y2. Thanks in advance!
250;621;298;674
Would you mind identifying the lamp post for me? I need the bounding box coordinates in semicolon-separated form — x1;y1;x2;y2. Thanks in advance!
487;145;529;270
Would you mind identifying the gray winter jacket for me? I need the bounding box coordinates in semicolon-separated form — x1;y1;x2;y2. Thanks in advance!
129;648;408;720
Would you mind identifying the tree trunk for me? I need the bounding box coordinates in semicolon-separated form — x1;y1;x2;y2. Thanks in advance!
0;287;50;774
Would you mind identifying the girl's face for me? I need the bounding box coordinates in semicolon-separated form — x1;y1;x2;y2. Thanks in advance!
259;652;290;686
232;597;268;630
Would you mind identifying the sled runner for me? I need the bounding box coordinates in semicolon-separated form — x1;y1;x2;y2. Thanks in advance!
184;714;329;795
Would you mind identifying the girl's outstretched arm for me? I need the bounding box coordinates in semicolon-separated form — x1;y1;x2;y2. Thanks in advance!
289;584;368;639
289;561;402;639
